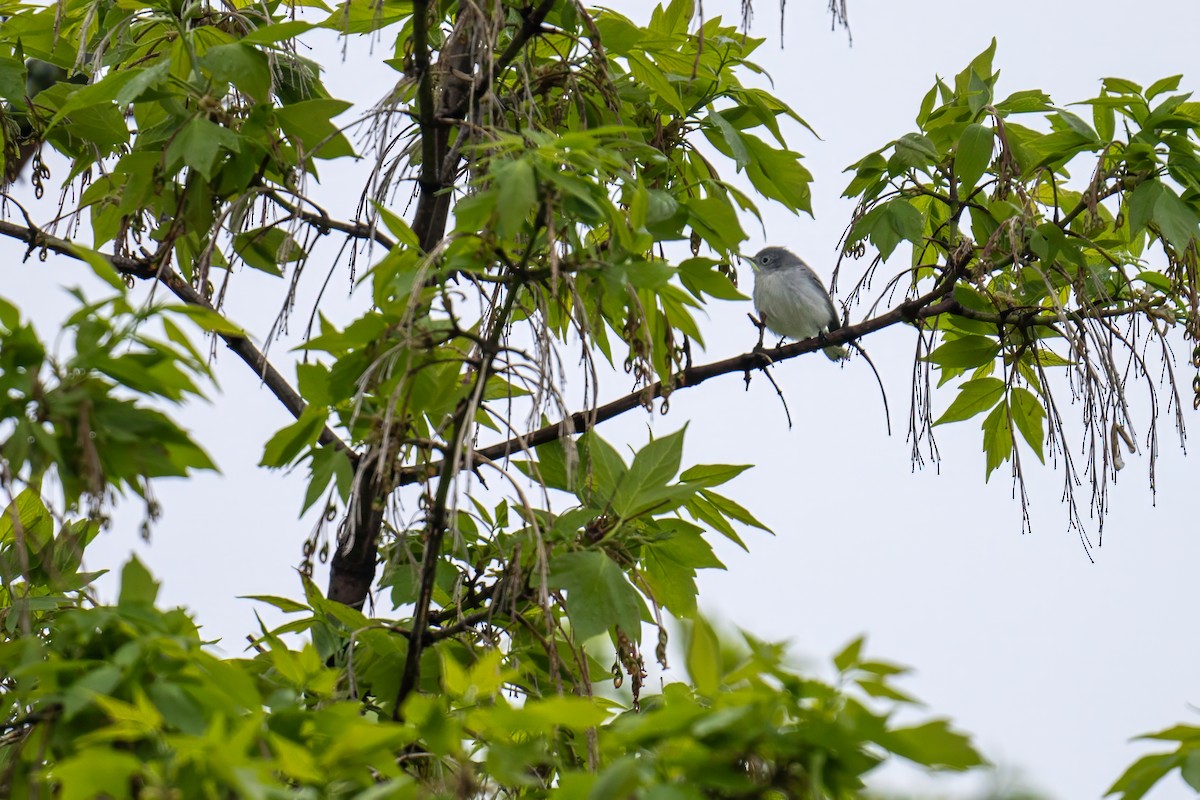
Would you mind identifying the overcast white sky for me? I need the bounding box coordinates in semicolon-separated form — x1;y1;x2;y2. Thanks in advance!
4;1;1200;797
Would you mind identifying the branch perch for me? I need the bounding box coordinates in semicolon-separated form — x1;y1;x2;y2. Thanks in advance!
0;218;356;461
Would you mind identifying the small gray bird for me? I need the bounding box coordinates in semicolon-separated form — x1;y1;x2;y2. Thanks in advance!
745;246;849;361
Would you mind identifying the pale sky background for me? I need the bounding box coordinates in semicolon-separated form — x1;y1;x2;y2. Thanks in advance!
3;1;1200;798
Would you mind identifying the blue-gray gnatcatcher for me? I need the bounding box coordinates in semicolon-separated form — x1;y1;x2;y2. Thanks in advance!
745;246;849;361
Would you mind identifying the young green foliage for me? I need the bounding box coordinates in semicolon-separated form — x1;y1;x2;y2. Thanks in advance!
844;40;1199;523
2;1;1198;797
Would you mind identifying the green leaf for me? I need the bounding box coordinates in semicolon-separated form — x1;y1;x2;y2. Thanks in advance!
678;463;751;487
453;192;496;237
1106;752;1184;800
641;520;724;616
698;489;771;532
1102;77;1143;95
843;151;888;199
612;426;685;517
115;62;170;106
275;99;355;159
1145;74;1183;100
46;69;147;127
685;495;747;550
261;406;328;467
1128;180;1200;251
62;244;124;291
34;79;127;151
955;123;993;193
995;89;1052;114
1009;387;1045;463
493;158;537;237
1094;96;1116;142
833;636;864;672
233;227;303;276
1052;109;1099;142
645;189;682;227
302;445;353;512
743;134;813;215
1182;750;1200;792
166;117;242;181
118;555;160;606
518;436;575;493
0;296;18;332
201;43;272;103
877;720;986;770
853;199;924;260
653;0;695;35
0;56;26;99
981;401;1013;479
372;202;420;248
1138;724;1200;742
240;19;318;45
934;377;1005;425
892;132;939;172
678;259;745;301
0;489;54;551
167;304;246;336
545;551;645;641
687;617;721;695
888;199;925;244
578;432;628;502
242;594;310;613
857;677;917;703
1136;270;1173;293
53;749;143;800
957;38;996;103
593;15;644;54
273;53;331;104
967;69;992;117
916;83;939;126
926;335;999;369
627;52;685;115
517;695;610;730
953;283;994;313
705;109;749;167
683;195;747;252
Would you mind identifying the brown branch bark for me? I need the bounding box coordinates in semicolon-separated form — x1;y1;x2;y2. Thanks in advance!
394;267;522;714
397;290;962;486
265;191;396;250
333;0;558;615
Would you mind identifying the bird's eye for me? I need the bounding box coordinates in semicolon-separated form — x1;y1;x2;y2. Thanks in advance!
761;255;772;264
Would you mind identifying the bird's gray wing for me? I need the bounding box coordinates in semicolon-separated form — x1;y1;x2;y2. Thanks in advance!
799;261;841;332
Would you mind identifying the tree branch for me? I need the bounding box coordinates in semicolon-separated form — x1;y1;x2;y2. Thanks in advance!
265;191;396;250
397;288;961;486
409;0;556;252
0;219;357;462
409;0;462;252
332;0;560;613
491;0;557;80
393;278;521;716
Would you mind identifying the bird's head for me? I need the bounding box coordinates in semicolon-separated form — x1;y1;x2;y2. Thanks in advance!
741;246;796;273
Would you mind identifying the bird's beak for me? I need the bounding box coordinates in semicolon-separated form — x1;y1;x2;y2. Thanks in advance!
735;252;756;271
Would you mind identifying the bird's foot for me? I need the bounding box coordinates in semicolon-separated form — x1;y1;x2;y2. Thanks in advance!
748;313;770;356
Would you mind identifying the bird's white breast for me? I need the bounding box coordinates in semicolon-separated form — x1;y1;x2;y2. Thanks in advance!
752;267;833;341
